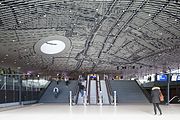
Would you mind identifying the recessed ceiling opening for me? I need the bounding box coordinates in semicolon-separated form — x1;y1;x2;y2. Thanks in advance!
40;40;66;54
35;35;71;57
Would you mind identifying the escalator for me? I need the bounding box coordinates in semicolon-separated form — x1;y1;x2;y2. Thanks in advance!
90;80;97;104
76;78;110;105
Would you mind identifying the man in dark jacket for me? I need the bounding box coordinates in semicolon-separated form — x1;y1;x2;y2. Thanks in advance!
78;82;85;97
151;86;162;115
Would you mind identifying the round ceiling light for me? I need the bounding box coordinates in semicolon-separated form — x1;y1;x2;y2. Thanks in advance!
40;40;66;54
35;35;71;56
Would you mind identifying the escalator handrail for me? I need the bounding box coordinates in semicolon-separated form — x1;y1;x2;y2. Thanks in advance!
169;96;180;103
99;79;102;91
105;79;113;104
38;80;52;102
86;79;88;94
72;81;80;104
105;79;111;104
135;79;151;102
88;79;91;104
98;79;102;103
96;79;99;104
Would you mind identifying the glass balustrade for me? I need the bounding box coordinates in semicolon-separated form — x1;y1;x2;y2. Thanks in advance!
0;74;50;104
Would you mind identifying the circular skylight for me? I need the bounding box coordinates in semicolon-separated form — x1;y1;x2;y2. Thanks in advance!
35;35;71;57
40;40;66;54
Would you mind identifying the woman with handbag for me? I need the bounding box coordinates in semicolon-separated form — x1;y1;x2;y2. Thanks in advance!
151;85;163;115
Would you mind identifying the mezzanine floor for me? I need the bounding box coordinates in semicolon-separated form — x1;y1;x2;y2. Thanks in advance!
0;103;180;120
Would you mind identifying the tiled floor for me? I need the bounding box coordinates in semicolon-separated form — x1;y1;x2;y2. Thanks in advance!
0;103;180;120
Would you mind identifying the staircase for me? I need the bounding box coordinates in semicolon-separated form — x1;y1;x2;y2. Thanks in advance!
39;80;78;103
110;80;149;103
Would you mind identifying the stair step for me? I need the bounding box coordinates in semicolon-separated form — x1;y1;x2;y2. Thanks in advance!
39;80;78;103
110;80;149;103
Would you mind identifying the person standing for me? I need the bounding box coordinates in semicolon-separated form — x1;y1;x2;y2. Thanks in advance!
151;85;163;115
65;77;69;86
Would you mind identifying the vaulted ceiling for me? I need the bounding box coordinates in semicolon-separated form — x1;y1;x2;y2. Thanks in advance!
0;0;180;77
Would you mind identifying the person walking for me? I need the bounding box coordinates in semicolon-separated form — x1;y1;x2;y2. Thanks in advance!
151;85;163;115
53;87;59;98
78;82;85;97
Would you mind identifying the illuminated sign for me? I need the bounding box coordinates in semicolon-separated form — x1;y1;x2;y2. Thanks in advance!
158;74;168;81
176;75;180;81
89;74;96;78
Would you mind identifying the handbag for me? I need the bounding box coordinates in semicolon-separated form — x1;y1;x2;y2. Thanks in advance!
160;90;164;102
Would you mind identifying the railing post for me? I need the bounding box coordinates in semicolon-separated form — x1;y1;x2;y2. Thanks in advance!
18;75;22;105
114;91;116;106
4;75;7;103
99;91;103;106
69;91;72;106
83;91;87;106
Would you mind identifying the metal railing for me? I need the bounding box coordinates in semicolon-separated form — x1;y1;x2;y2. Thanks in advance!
99;91;103;106
0;74;47;105
0;82;6;90
83;91;87;106
113;91;117;106
72;81;80;105
169;96;180;103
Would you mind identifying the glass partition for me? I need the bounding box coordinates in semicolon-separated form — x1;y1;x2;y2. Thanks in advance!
0;74;50;104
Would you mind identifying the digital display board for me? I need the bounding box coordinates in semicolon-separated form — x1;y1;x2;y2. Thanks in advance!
176;75;180;81
90;76;96;78
158;74;168;81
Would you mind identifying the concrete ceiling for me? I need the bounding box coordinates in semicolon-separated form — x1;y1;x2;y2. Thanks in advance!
0;0;180;78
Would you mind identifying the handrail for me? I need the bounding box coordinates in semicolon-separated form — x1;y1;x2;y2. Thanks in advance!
108;80;113;96
98;79;102;104
85;79;88;101
99;79;102;91
73;81;80;104
105;79;113;104
104;79;111;104
84;79;88;105
169;96;180;103
109;80;116;104
135;79;151;102
86;79;88;89
88;79;91;104
96;79;99;104
0;82;6;90
38;80;51;101
0;75;6;90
